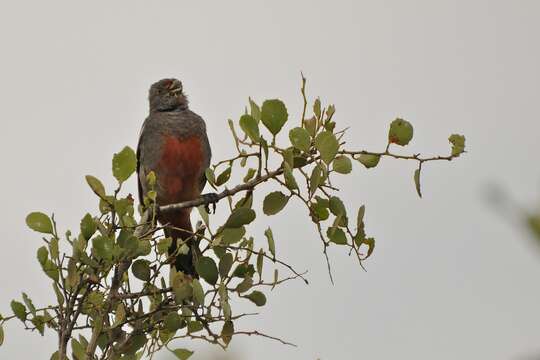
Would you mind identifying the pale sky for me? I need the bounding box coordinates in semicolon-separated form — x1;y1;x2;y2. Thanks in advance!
1;1;540;359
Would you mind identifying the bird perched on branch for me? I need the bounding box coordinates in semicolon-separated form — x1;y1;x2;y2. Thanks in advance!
137;78;214;276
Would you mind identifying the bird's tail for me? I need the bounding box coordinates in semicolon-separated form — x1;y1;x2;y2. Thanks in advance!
161;209;198;277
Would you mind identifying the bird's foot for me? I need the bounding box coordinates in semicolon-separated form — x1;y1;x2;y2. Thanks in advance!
202;192;219;214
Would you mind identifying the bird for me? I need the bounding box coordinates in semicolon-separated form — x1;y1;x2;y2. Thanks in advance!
137;78;213;277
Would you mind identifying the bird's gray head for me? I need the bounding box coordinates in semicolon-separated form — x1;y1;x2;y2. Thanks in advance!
148;78;188;112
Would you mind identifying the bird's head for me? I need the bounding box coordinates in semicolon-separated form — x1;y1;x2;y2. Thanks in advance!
148;78;188;112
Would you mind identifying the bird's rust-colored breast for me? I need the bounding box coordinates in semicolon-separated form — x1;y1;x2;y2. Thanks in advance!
157;135;204;201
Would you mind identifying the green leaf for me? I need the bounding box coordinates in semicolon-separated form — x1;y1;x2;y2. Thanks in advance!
221;226;246;245
80;213;96;240
363;237;376;258
219;253;234;278
164;312;182;333
414;168;422;198
0;324;4;346
205;168;216;187
243;168;257;183
263;191;289;215
329;196;346;217
10;300;26;321
449;134;466;156
357;205;366;230
22;293;36;316
264;228;276;258
37;246;48;266
196;257;218;285
283;162;298;190
327;227;348;245
249;97;261;122
289;127;311;152
236;276;253;294
239;114;260;142
188;320;204;333
157;237;172;255
92;235;113;261
309;165;322;196
112;146;137;183
26;212;53;234
132;259;151;281
357;154;381;168
222;320;234;346
256;249;264;277
224;208;256;228
313;98;322;119
388;118;414;146
172;348;194;360
71;338;85;360
245;291;267;306
332;155;352;174
261;99;288;135
43;259;59;282
192;279;205;305
215;167;232;186
85;175;106;198
315;131;339;164
304;116;317;138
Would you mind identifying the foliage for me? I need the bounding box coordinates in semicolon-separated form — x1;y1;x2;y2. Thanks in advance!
0;76;465;359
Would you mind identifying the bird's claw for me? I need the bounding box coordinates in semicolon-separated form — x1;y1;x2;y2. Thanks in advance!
202;192;219;214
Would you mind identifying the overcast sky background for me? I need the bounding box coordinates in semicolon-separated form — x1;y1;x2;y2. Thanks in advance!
1;1;540;359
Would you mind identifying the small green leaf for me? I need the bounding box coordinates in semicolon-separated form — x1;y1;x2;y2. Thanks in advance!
261;99;288;135
219;253;234;278
357;154;381;168
164;312;182;333
245;291;267;307
215;167;232;186
263;191;289;215
71;338;85;360
289;127;311;152
357;205;365;230
236;276;253;294
363;237;376;258
264;228;276;258
37;246;48;266
315;131;339;164
22;293;36;316
92;236;113;261
222;320;234;346
239;114;260;142
332;155;352;174
309;165;322;196
205;168;216;186
192;279;205;305
157;237;172;255
196;257;218;285
85;175;106;198
414;168;422;198
327;227;348;245
188;320;204;333
283;163;298;190
243;168;257;183
304;116;317;137
80;213;96;240
0;324;4;346
10;300;26;322
388;118;414;146
224;208;256;228
172;348;194;360
132;259;151;281
112;146;137;183
221;226;246;245
329;196;346;217
449;134;466;156
249;97;261;122
256;249;264;277
313;98;322;119
26;212;53;234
